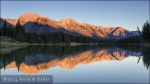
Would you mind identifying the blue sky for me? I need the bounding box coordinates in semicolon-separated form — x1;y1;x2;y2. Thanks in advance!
1;1;149;31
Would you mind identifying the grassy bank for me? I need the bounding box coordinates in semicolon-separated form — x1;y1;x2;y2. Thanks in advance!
0;36;28;53
1;42;27;48
0;42;28;54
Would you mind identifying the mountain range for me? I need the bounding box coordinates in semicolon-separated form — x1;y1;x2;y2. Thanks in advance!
0;12;139;39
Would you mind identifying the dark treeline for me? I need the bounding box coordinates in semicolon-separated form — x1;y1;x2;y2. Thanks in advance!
25;32;98;43
116;36;144;44
0;20;15;38
141;21;150;43
0;19;26;42
0;19;100;43
117;21;150;44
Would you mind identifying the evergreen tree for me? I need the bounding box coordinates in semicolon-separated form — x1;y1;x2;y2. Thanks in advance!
15;19;26;42
7;25;12;37
1;20;8;36
142;21;150;43
0;27;2;36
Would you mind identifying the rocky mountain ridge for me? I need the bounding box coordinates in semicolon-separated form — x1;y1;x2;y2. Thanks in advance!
0;12;139;39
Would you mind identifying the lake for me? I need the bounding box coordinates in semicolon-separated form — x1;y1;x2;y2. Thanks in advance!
0;45;149;83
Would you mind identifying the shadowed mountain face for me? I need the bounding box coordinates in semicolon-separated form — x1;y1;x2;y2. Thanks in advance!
0;12;139;39
0;45;142;75
0;18;16;28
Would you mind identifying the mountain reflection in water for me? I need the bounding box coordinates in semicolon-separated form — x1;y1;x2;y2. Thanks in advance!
0;45;149;75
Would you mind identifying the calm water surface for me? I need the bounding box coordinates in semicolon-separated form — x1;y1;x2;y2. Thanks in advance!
0;45;149;83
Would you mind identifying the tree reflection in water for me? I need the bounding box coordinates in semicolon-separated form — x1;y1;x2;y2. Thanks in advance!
138;47;150;70
0;45;150;73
